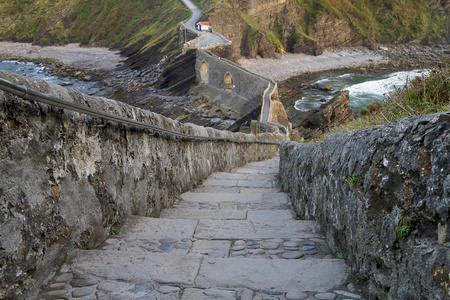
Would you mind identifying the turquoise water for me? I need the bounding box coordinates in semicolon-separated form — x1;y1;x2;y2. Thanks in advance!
295;69;427;112
0;60;112;96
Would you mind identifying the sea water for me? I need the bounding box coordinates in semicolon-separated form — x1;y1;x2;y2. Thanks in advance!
0;60;112;96
295;69;427;112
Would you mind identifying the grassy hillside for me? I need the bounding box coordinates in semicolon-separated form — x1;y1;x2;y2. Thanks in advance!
204;0;448;59
0;0;190;55
292;0;449;43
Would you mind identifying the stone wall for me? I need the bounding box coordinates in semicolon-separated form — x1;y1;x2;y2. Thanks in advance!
0;71;285;299
195;49;290;131
195;49;269;119
279;113;449;299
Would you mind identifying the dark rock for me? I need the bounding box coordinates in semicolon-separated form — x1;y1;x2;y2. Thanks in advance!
70;278;98;287
72;287;93;298
130;283;153;293
260;290;283;295
290;90;355;139
280;112;450;299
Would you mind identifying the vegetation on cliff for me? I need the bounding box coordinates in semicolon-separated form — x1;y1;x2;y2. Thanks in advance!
1;0;447;62
1;0;448;64
0;0;189;56
294;0;448;42
328;58;449;135
203;0;449;59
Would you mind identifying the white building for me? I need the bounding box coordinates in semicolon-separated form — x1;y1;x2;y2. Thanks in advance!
196;21;211;32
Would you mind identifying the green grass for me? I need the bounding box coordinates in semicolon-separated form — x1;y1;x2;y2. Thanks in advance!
238;0;448;52
265;29;284;52
323;59;450;138
395;210;412;240
241;27;260;54
347;174;359;187
0;0;190;54
239;11;261;30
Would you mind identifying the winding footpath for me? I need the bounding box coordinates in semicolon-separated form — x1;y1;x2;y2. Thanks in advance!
40;158;363;299
179;0;276;126
179;0;229;48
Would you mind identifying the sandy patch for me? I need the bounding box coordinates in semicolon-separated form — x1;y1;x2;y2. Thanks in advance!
239;47;387;81
0;42;123;71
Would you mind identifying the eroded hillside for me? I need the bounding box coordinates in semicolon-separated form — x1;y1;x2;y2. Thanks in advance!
1;0;449;64
0;0;190;66
202;0;450;61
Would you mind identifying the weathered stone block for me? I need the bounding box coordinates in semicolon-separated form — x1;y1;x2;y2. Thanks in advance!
279;112;449;299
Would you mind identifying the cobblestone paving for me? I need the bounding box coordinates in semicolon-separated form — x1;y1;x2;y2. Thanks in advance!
40;157;364;300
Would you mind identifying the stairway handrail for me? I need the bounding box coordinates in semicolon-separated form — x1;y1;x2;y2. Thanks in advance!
0;77;281;145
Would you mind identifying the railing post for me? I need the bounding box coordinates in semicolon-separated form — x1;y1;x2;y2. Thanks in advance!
251;120;258;140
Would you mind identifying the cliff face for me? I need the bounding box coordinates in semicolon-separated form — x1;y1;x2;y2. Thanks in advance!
204;0;450;61
0;0;189;67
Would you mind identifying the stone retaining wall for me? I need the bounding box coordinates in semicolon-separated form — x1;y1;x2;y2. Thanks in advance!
195;49;270;119
0;71;285;299
279;113;449;299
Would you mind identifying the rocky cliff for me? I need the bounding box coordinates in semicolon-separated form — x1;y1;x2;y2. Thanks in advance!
279;112;449;299
0;0;189;68
287;90;355;140
203;0;450;61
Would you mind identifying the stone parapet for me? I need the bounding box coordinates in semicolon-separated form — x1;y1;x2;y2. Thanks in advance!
279;113;449;299
0;70;285;299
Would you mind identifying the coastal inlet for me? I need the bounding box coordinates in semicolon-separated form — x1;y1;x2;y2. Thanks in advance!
286;69;427;113
0;60;113;97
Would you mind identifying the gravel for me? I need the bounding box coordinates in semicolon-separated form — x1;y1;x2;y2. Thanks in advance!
0;42;123;71
238;47;386;81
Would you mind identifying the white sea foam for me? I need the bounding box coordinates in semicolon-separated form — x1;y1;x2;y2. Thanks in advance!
295;69;428;112
346;69;425;99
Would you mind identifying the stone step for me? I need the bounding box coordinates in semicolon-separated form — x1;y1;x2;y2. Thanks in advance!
209;172;250;180
194;219;320;240
180;191;290;204
40;157;360;299
206;173;277;181
172;202;292;212
160;207;248;220
233;167;278;174
161;206;294;220
68;250;202;286
67;251;347;293
119;216;198;239
192;186;281;194
246;210;294;221
201;178;277;188
195;257;348;292
181;191;263;203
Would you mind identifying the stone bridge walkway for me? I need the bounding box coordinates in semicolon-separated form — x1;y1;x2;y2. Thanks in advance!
41;158;363;300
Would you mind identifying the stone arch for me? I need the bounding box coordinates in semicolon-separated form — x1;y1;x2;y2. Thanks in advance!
200;61;209;83
224;73;233;90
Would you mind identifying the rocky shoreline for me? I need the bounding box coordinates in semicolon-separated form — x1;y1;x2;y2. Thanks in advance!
276;43;449;140
1;42;448;135
241;43;450;82
0;44;235;130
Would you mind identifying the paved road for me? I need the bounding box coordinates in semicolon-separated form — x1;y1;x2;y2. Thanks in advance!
40;158;363;299
179;0;228;48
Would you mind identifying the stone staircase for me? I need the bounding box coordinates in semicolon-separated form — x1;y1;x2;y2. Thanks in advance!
41;157;363;300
